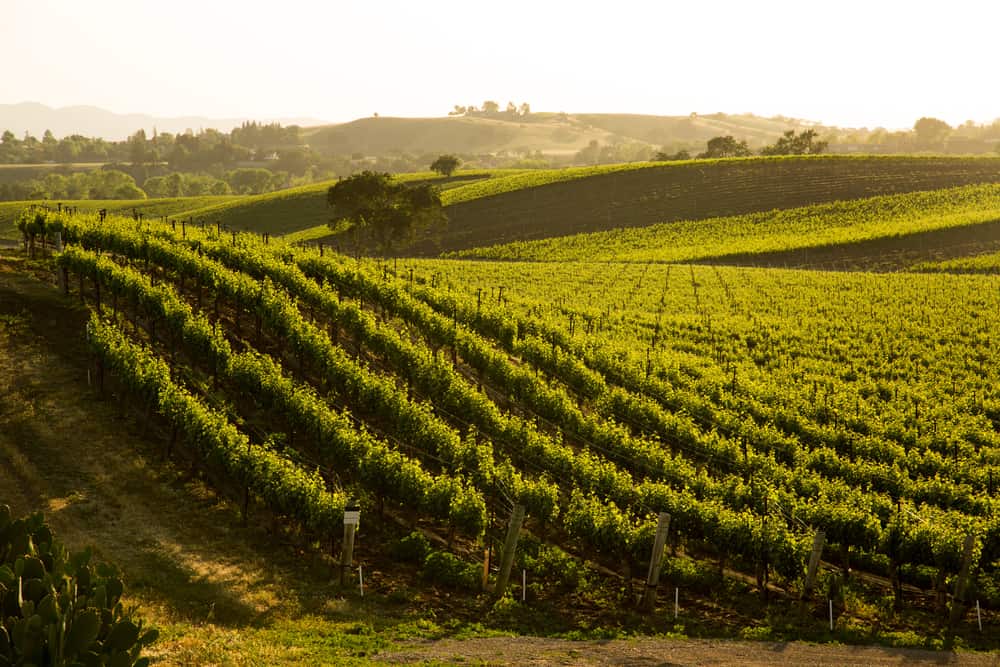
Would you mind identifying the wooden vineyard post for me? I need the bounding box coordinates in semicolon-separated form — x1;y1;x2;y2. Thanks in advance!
494;504;525;599
799;530;826;618
340;504;361;587
948;534;977;633
641;512;671;611
59;266;68;295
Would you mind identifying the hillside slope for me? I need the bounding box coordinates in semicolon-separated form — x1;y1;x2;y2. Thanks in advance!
301;112;826;157
449;184;1000;266
419;155;1000;255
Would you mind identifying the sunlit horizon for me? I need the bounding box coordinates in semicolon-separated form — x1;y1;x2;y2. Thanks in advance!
5;0;1000;132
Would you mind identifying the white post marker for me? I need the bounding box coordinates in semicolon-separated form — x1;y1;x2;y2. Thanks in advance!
359;565;364;597
674;587;679;620
341;506;361;587
977;599;982;632
829;599;834;631
522;569;526;602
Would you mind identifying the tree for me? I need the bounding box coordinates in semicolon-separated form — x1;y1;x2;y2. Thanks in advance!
327;171;447;255
482;100;500;115
913;117;951;148
759;129;828;156
699;135;752;158
129;129;149;165
430;154;461;177
226;168;277;195
654;149;691;161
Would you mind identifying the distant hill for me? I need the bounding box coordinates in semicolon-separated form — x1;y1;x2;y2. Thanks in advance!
302;112;831;157
1;104;838;155
0;102;328;140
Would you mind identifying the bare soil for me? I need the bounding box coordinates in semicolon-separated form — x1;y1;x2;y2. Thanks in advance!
379;636;1000;666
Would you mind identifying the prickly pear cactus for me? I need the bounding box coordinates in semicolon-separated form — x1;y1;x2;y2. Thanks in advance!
0;504;157;666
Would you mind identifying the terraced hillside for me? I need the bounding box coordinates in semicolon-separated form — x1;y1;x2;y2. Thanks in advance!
423;156;1000;255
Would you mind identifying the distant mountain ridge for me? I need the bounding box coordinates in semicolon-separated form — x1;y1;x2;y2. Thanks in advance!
0;102;329;140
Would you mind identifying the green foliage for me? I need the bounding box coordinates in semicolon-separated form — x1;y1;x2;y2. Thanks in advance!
420;552;480;591
699;135;752;158
0;504;156;666
0;168;146;201
224;168;282;195
326;171;447;255
45;204;1000;604
430;155;461;177
143;172;231;198
913;117;952;147
760;129;828;156
81;313;346;536
390;532;432;563
518;541;586;593
56;222;487;538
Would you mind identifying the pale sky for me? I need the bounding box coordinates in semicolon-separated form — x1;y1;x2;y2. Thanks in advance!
3;0;999;130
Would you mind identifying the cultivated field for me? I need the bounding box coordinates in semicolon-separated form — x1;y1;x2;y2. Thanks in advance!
4;155;1000;663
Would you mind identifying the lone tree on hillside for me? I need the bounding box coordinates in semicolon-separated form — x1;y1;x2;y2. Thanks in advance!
699;135;752;159
327;171;447;255
430;154;461;177
760;129;829;156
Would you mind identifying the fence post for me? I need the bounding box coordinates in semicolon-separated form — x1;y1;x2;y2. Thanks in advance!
641;512;671;611
494;504;525;598
948;534;977;632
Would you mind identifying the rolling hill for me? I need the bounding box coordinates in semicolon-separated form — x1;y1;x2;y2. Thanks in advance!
424;155;1000;255
7;150;1000;660
117;155;1000;256
301;111;831;157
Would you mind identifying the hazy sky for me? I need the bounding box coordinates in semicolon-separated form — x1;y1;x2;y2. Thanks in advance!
4;0;999;129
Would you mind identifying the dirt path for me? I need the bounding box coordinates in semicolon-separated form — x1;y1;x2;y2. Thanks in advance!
379;636;999;666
